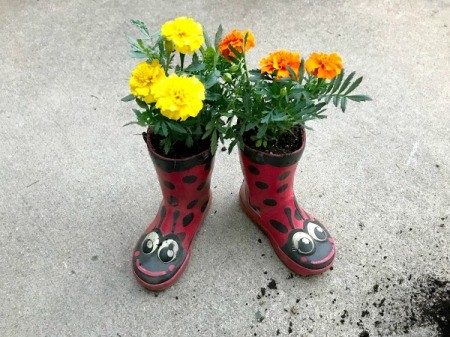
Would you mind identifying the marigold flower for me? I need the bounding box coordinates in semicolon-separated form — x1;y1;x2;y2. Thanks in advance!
259;50;301;79
305;52;343;79
219;29;255;59
152;74;205;121
129;60;166;103
161;17;204;54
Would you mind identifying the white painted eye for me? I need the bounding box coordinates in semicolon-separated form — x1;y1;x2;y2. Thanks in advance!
142;231;160;254
158;239;179;263
292;232;315;255
307;222;328;242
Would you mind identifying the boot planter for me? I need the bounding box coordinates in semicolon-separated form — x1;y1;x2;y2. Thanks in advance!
132;130;214;291
239;127;335;276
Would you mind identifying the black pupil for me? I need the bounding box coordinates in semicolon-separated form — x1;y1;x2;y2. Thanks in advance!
314;226;327;240
298;237;313;254
142;239;154;254
159;243;175;262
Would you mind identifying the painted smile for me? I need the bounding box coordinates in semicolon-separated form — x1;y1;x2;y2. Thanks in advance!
310;246;335;265
135;259;171;277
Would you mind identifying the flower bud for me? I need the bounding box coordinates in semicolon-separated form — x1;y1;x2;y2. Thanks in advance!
280;87;287;97
229;65;239;72
164;40;174;54
224;73;232;83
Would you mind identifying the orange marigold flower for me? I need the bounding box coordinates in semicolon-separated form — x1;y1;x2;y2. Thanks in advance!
219;29;255;59
305;52;343;79
259;50;301;79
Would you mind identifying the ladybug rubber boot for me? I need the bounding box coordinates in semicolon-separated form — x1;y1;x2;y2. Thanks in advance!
132;131;214;291
239;128;335;275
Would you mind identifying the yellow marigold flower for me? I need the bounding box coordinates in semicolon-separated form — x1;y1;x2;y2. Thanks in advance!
219;29;255;59
152;74;205;121
305;52;343;79
161;17;204;54
260;50;301;79
129;60;166;103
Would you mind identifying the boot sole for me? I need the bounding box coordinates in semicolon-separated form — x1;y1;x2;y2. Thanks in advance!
239;185;334;276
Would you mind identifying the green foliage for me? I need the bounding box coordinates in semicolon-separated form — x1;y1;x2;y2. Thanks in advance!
221;54;371;152
122;20;228;155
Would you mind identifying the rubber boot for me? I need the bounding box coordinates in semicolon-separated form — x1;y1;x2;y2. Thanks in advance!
132;130;214;290
239;128;335;275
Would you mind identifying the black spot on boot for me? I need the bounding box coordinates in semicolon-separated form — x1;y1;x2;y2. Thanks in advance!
158;206;167;227
182;175;198;184
163;181;175;190
182;213;194;227
278;171;291;180
196;182;206;191
269;219;288;233
186;199;198;209
248;165;260;175
263;199;277;206
200;200;209;212
171;210;180;232
167;195;179;206
277;183;288;193
255;181;269;189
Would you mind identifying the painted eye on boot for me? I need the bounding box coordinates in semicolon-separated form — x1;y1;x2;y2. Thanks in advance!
292;232;315;255
158;239;179;263
142;231;160;254
307;222;328;242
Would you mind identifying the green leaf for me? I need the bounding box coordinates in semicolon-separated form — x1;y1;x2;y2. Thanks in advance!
228;44;242;58
161;122;168;136
331;70;344;94
333;94;340;107
130;19;150;38
346;94;372;102
186;135;194;147
163;139;171;154
128;51;147;59
343;76;363;95
256;124;267;138
185;61;206;72
205;92;222;101
203;70;220;89
228;139;238;153
211;130;218;154
121;94;135;102
167;122;187;134
286;66;297;80
214;25;223;50
122;121;139;127
204;30;212;48
340;96;347;112
325;77;336;94
338;71;355;94
298;58;305;84
244;122;256;132
136;98;148;109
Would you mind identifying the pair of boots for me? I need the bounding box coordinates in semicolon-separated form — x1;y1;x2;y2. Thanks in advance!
132;129;335;291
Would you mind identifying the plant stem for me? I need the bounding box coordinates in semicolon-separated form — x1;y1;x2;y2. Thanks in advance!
180;53;185;71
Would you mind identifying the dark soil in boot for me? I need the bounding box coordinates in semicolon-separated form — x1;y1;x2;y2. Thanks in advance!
147;132;211;159
243;126;303;154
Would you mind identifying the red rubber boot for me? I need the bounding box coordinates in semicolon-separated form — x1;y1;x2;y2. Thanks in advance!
132;131;214;291
239;128;335;275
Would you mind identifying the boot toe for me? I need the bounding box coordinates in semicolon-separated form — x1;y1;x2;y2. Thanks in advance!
132;230;188;289
281;226;335;273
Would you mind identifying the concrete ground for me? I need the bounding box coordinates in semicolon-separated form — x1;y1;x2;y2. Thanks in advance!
1;0;449;336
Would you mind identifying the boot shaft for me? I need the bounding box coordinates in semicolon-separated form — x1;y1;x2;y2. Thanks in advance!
145;131;214;208
239;128;306;211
